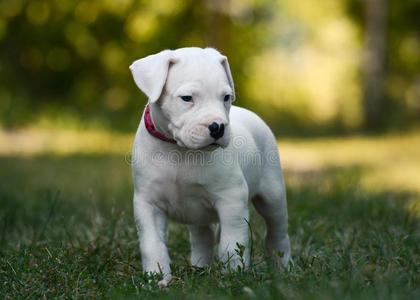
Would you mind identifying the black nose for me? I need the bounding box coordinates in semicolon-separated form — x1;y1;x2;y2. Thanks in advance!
208;122;225;140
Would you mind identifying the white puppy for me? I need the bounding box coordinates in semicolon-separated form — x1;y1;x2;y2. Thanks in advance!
130;47;290;288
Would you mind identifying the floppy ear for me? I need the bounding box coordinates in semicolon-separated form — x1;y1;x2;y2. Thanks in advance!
220;55;236;102
129;50;175;103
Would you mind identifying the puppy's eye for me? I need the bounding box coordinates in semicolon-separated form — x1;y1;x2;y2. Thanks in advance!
224;94;231;102
180;95;193;102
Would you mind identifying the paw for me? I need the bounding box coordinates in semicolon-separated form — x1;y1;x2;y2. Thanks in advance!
267;234;292;269
157;274;172;290
279;235;291;267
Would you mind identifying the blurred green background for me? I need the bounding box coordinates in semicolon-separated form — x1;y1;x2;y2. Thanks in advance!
1;1;420;298
1;0;419;135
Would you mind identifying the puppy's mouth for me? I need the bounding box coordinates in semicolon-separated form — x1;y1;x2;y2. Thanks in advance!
174;138;221;150
175;126;230;150
191;141;223;151
204;140;229;150
208;142;222;149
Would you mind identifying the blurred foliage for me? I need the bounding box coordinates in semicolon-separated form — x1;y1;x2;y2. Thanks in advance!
345;0;420;129
0;0;419;135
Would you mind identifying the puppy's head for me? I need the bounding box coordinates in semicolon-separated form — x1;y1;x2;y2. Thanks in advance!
130;47;235;149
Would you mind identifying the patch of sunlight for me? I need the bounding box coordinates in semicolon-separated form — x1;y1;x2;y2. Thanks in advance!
0;128;132;156
279;132;420;195
1;127;419;215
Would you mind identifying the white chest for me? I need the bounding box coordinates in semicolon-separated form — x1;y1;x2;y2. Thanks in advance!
153;180;219;225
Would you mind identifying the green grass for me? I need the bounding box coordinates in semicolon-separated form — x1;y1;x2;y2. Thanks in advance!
0;144;419;298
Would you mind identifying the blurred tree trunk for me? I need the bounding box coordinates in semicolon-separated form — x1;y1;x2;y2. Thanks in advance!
362;0;388;129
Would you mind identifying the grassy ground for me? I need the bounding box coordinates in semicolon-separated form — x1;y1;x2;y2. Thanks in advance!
0;129;419;299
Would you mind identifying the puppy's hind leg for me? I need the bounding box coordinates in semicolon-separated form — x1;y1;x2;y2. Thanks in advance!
252;169;291;267
188;225;214;267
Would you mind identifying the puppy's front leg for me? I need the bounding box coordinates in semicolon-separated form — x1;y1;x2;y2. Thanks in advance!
133;192;171;288
216;187;250;270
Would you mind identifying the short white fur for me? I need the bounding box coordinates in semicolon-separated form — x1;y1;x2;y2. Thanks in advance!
130;47;291;288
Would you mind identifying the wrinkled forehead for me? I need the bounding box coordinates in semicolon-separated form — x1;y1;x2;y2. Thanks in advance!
165;51;230;94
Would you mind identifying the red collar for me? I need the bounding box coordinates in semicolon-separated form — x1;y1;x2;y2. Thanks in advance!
144;105;177;144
